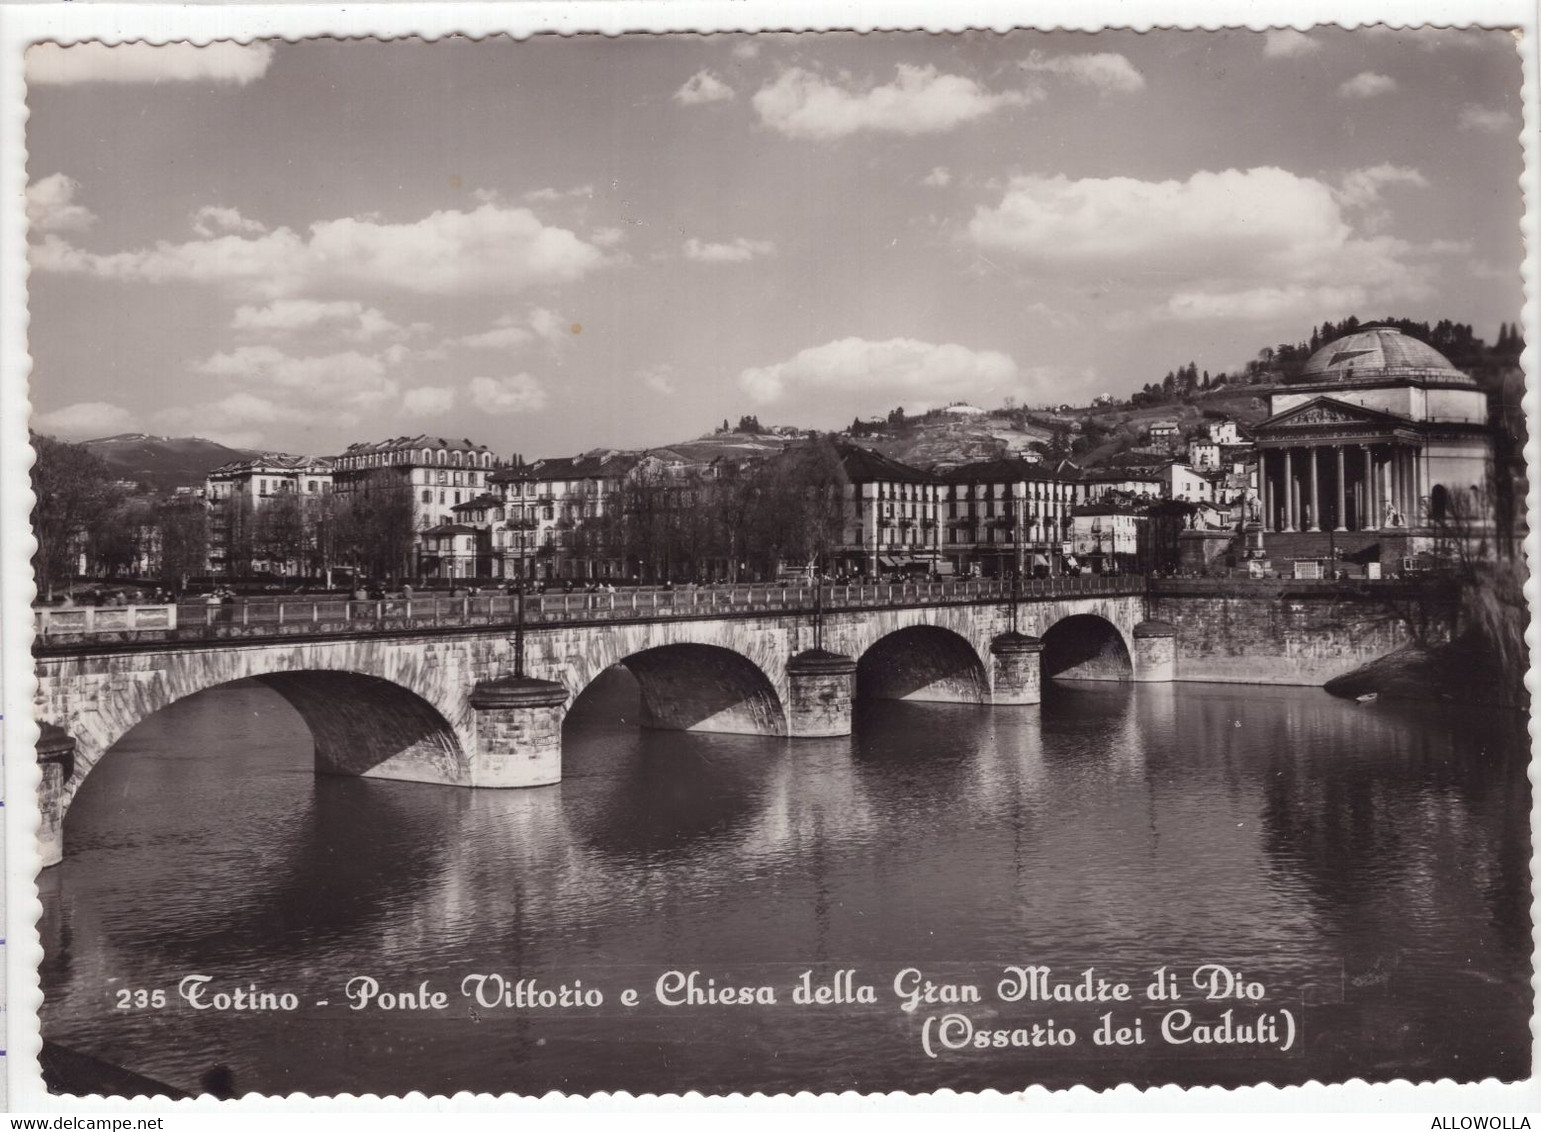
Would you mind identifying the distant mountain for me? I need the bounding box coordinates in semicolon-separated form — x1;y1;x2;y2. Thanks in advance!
78;434;258;492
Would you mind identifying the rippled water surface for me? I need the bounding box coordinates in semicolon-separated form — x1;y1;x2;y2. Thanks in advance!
40;676;1531;1095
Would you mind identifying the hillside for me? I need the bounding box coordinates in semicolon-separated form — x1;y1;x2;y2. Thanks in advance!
79;434;257;492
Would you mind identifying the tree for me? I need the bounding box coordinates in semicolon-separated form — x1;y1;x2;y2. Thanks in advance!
89;497;156;579
254;491;306;576
30;433;114;600
337;472;417;583
157;496;208;594
304;491;346;581
746;438;849;574
219;491;257;577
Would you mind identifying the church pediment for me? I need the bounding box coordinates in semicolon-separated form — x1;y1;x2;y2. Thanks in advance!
1256;396;1407;433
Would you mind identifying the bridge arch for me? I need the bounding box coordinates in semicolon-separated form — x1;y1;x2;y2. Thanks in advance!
37;644;480;822
565;643;787;736
856;624;991;703
1041;614;1134;681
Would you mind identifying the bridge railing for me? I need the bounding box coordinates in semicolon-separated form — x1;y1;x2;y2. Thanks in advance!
34;604;178;636
36;575;1144;643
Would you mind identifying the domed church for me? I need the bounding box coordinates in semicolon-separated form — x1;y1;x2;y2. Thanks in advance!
1250;326;1495;566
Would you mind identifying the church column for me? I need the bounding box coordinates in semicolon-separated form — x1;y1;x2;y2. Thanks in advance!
1335;445;1347;531
1393;448;1404;523
1282;448;1295;531
1411;445;1424;527
1368;443;1380;529
1393;446;1405;523
1309;447;1322;531
1261;451;1273;531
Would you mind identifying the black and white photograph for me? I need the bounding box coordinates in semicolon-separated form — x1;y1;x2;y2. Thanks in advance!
8;8;1535;1107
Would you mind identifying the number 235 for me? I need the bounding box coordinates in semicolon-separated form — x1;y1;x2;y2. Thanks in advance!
115;988;167;1009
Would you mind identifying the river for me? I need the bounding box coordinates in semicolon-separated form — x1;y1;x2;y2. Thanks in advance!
38;674;1531;1096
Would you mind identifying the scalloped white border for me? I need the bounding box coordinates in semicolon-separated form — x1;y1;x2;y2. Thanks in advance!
1;0;1535;1117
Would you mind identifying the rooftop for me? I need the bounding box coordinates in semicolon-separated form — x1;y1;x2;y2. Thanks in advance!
491;450;641;483
208;452;331;477
341;435;495;456
939;457;1081;484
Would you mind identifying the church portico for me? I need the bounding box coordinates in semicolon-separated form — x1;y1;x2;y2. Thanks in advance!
1251;327;1494;566
1257;417;1425;535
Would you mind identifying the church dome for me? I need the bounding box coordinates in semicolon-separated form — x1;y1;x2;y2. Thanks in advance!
1298;326;1476;386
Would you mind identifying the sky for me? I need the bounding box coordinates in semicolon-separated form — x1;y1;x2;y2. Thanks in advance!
24;28;1527;460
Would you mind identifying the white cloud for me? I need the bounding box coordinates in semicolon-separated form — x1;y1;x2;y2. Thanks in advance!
923;166;953;188
1022;301;1078;330
453;308;575;354
967;166;1435;323
192;205;268;238
193;346;399;410
403;386;456;416
34;400;137;439
732;41;761;61
231;299;401;341
153;392;308;449
458;323;535;351
470;374;547;414
34;202;612;299
1362;27;1509;52
523;184;594;203
26;174;96;233
1262;30;1322;58
528;307;576;351
590;226;626;248
1334;164;1427;211
1020;51;1145;93
1158;284;1372;323
675;69;735;105
638;364;676;396
753;65;1034;140
1458;103;1514;133
1338;72;1397;99
27;41;275;86
740;337;1030;408
683;236;776;264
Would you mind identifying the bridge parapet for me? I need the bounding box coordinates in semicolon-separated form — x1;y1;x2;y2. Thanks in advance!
33;576;1146;651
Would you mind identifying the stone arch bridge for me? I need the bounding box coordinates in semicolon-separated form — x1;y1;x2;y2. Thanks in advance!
33;581;1173;865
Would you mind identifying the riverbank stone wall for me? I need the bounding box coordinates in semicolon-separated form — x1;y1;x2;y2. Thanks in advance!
1149;584;1456;686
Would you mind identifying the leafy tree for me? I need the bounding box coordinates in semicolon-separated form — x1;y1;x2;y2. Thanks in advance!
30;433;114;600
89;497;156;579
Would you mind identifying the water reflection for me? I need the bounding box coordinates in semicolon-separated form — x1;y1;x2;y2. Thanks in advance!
41;675;1531;1095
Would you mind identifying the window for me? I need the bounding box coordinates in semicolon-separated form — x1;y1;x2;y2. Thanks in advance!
422;490;431;504
1430;484;1449;522
437;470;447;485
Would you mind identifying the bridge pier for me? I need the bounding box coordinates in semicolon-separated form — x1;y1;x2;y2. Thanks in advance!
990;633;1045;705
787;649;858;737
1131;621;1178;683
469;676;569;787
37;722;76;868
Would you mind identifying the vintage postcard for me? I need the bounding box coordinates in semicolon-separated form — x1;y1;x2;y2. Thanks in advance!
2;0;1536;1114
